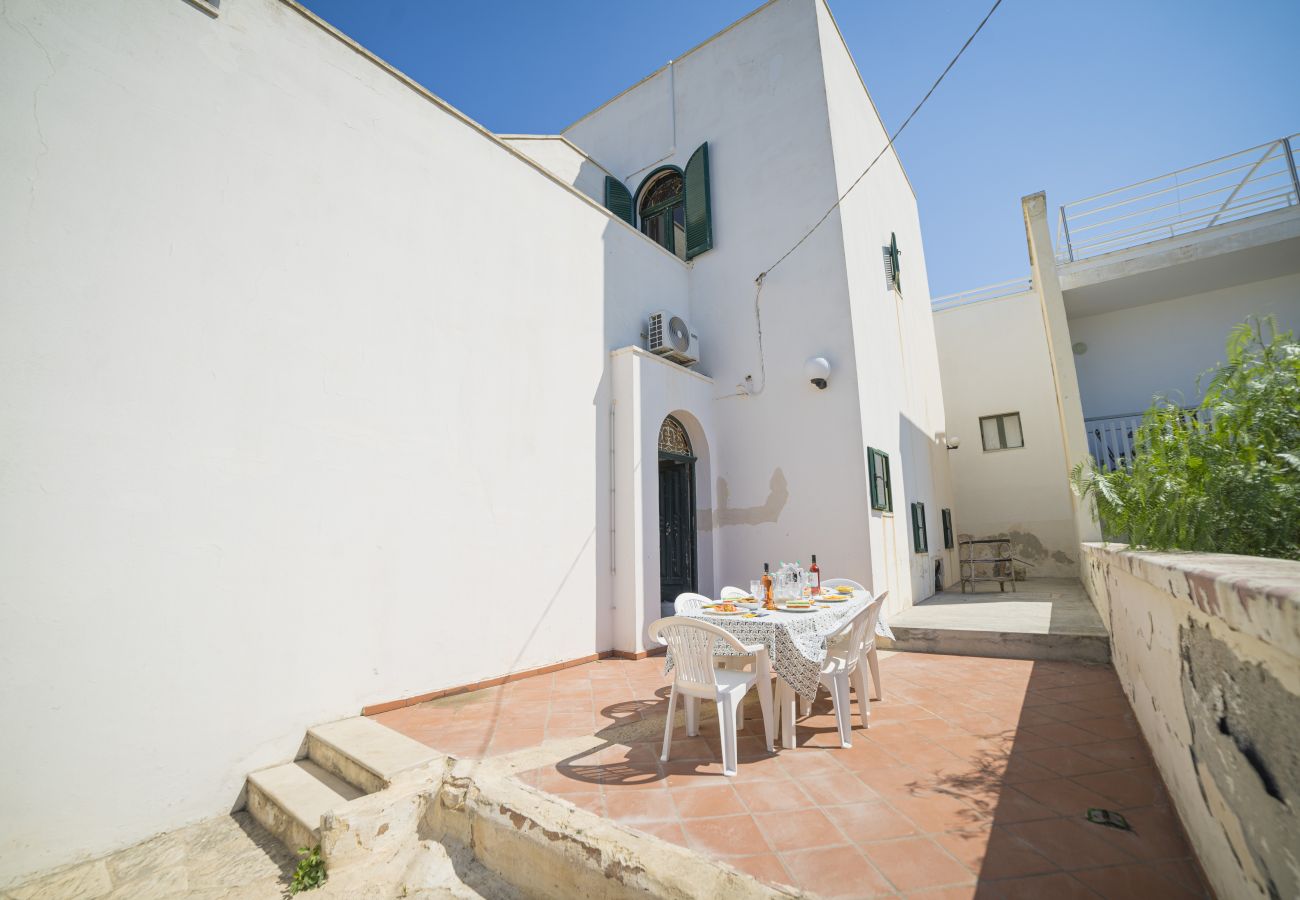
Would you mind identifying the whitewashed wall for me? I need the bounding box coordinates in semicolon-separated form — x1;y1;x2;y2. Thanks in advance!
1069;272;1300;419
500;136;611;206
0;0;688;885
934;292;1080;577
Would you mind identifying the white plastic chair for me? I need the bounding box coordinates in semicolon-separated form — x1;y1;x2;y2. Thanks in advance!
674;592;709;614
649;616;775;776
720;585;749;599
672;591;757;727
820;579;883;700
778;596;882;749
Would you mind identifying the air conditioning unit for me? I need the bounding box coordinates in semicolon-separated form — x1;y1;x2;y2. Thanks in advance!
647;311;700;367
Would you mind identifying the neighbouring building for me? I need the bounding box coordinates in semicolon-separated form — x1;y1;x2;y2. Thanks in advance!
934;136;1300;578
0;0;956;885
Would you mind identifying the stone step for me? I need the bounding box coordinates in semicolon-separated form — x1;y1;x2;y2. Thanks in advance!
245;760;363;853
879;625;1111;663
307;716;441;794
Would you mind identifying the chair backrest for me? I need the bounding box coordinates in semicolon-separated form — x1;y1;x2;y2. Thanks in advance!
674;592;710;614
719;586;748;599
864;590;887;642
827;599;878;666
648;617;750;695
821;578;866;593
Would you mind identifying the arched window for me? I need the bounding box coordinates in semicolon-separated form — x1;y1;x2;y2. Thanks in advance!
639;169;686;260
604;142;713;260
658;415;693;457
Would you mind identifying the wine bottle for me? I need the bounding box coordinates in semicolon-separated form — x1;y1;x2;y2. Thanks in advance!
809;554;821;596
761;563;775;610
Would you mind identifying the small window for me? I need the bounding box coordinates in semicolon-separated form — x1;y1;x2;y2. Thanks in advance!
942;508;954;549
868;447;892;511
911;502;928;553
980;412;1024;451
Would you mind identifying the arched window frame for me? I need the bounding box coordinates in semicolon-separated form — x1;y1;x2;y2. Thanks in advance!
636;165;686;259
658;415;694;459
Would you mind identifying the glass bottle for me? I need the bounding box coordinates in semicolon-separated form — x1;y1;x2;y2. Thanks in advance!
809;554;821;596
761;563;775;610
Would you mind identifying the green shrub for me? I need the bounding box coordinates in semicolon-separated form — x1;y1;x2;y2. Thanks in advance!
1072;317;1300;560
288;844;326;895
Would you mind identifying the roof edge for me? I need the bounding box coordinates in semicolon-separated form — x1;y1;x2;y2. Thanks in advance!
561;0;783;134
276;1;687;269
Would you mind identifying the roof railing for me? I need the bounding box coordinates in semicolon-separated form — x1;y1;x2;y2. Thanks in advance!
1056;133;1300;263
931;277;1033;312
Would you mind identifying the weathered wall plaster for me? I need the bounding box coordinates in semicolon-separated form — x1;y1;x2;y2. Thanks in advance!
1083;543;1300;900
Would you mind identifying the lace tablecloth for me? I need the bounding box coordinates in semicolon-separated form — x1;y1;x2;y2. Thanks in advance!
669;592;873;700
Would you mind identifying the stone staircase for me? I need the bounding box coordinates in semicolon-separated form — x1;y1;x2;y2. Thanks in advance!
244;716;440;853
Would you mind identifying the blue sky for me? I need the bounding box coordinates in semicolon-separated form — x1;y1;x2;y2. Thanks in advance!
301;0;1300;297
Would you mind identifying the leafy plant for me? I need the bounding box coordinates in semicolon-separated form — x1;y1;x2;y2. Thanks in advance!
288;844;326;895
1072;316;1300;560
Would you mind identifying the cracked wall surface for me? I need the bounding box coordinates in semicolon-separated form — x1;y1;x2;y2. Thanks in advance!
1083;543;1300;900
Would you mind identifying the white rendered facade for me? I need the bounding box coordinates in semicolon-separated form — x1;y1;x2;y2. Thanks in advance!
0;0;953;885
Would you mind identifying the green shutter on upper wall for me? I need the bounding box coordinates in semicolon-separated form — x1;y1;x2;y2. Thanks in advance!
912;502;928;553
684;142;713;259
604;176;634;226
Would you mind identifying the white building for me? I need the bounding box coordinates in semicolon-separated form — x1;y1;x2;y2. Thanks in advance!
0;0;956;885
935;136;1300;578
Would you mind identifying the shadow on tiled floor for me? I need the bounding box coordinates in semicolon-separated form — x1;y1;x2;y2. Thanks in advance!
374;653;1210;898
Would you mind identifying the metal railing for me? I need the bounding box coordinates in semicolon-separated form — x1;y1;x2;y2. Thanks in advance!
931;276;1033;312
1057;133;1300;263
1085;407;1212;472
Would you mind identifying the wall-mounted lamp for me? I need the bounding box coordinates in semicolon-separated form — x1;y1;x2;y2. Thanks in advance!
945;436;961;450
804;356;831;390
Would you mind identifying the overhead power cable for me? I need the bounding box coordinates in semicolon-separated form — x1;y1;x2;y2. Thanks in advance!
736;0;1005;398
756;0;1005;285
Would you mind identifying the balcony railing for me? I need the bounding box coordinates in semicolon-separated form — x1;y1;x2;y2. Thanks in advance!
1085;408;1212;472
931;277;1033;312
1057;133;1300;263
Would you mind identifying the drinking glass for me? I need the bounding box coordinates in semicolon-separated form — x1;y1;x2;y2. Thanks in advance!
749;580;762;600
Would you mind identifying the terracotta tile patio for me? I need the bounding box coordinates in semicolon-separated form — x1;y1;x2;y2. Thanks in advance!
373;652;1210;898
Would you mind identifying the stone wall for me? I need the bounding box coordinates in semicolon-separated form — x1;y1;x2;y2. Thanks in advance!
1082;543;1300;900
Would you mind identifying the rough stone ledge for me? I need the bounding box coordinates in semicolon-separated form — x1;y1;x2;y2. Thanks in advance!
1083;542;1300;653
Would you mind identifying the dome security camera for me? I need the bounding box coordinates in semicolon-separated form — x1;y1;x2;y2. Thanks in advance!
804;357;831;390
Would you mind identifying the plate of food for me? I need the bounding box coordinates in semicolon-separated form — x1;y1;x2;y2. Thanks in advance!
705;602;747;616
776;603;820;613
817;593;850;602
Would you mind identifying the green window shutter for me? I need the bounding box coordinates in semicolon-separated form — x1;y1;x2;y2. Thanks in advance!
942;508;954;549
889;232;902;293
684;142;713;259
911;502;928;553
604;176;634;226
868;449;881;509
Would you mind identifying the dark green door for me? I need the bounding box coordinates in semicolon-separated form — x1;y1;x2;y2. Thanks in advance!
659;457;697;605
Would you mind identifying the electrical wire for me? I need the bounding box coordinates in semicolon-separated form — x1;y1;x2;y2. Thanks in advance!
740;0;1005;397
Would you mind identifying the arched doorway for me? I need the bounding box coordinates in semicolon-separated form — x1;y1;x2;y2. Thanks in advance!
658;415;697;605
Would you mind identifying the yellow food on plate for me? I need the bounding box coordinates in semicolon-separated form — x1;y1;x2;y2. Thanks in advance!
835;586;854;594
